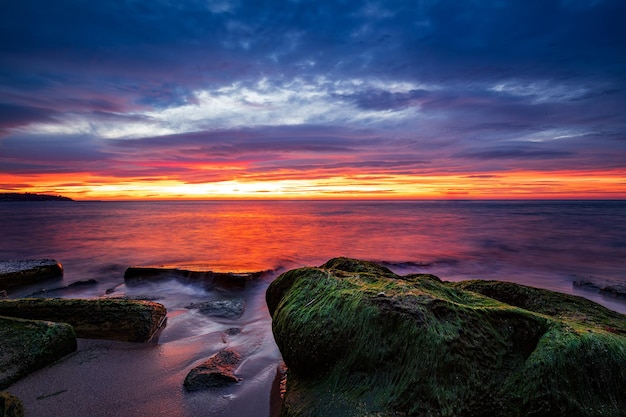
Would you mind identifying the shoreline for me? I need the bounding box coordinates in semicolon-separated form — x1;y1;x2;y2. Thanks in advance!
3;269;283;417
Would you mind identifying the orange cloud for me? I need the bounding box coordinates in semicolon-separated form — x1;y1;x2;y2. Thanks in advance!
3;168;625;200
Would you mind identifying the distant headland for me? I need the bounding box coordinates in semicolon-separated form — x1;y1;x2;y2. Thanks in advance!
0;192;74;202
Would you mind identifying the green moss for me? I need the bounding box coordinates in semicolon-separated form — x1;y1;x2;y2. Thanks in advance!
0;316;76;389
0;298;166;342
454;280;626;335
267;258;626;417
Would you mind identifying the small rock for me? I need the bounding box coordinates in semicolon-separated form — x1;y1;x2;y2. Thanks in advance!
0;392;24;417
186;299;246;319
27;279;98;297
574;278;626;297
183;349;241;392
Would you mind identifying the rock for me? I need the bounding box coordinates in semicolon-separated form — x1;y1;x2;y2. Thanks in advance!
183;348;241;392
0;259;63;290
0;298;167;342
27;279;98;297
185;299;246;318
573;277;626;297
455;279;626;323
224;327;241;336
124;266;270;290
266;257;626;417
0;392;24;417
270;362;288;417
0;316;77;390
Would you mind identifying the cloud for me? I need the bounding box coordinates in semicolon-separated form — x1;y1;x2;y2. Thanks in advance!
0;103;55;129
0;134;110;173
459;148;575;161
0;0;624;197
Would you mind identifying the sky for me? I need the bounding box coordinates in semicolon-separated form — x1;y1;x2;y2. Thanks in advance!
1;0;625;200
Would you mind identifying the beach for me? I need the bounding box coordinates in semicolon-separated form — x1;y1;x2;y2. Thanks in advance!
2;200;626;415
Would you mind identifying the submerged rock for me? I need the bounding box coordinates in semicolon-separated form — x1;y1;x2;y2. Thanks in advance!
266;257;626;417
185;299;246;319
573;277;626;297
183;348;241;392
0;316;76;390
0;259;63;290
27;279;98;297
124;266;270;289
0;391;24;417
0;298;167;342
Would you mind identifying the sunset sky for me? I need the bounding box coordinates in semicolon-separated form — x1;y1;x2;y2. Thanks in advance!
1;0;625;199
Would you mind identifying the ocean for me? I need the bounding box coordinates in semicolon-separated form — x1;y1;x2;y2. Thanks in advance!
2;200;626;417
2;199;625;311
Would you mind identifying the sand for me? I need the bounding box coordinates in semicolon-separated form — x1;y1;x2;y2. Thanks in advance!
5;279;284;417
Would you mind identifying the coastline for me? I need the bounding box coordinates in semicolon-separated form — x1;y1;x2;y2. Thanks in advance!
3;270;283;417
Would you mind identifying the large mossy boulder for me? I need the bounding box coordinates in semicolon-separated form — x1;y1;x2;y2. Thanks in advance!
0;259;63;290
266;258;626;417
0;316;77;390
0;298;166;342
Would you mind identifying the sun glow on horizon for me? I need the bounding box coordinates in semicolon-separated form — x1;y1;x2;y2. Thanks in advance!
3;169;625;200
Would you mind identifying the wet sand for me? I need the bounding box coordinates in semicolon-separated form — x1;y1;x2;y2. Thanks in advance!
6;278;284;417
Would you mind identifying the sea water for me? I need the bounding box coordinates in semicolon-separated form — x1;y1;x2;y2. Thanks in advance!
2;200;625;311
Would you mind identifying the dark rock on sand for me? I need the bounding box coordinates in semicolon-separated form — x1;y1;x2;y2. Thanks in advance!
0;298;166;342
573;277;626;297
0;391;24;417
0;260;63;290
124;266;269;289
185;299;246;319
0;316;76;390
183;348;241;392
224;327;241;336
267;257;626;417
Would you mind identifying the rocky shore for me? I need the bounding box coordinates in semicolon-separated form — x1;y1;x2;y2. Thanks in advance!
267;257;626;417
0;262;170;416
0;259;279;417
3;257;626;417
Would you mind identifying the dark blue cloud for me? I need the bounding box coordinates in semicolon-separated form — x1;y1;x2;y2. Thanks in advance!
0;103;55;129
459;147;575;161
3;0;623;86
0;134;110;172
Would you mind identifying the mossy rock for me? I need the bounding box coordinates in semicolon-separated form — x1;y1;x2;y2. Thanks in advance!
0;260;63;290
0;316;77;390
266;257;626;417
0;298;167;342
